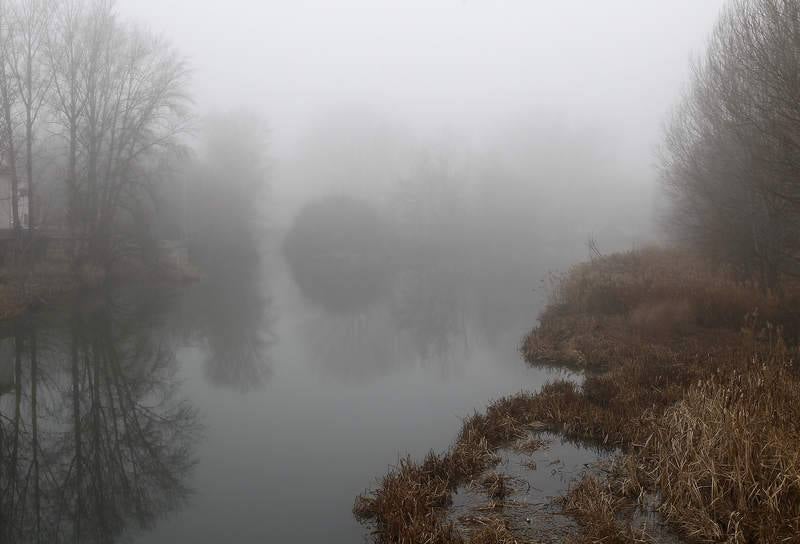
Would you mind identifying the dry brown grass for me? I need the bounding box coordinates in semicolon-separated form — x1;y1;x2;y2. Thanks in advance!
461;515;532;544
522;247;790;370
513;434;548;455
543;248;769;324
525;248;800;542
642;359;800;542
560;475;653;544
478;472;512;501
353;374;660;542
356;247;800;543
353;452;462;543
353;385;578;543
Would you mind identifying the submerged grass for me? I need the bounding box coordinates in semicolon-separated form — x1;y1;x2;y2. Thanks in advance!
355;247;800;543
559;475;653;544
478;472;513;501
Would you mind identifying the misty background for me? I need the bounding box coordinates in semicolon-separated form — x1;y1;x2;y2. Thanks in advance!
120;0;724;247
0;2;754;543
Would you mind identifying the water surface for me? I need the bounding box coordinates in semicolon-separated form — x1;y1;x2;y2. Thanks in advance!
0;242;574;543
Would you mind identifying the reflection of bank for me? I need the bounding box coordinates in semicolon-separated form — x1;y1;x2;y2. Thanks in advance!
0;335;14;395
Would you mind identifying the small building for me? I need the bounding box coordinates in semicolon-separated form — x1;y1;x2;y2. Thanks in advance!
0;166;29;230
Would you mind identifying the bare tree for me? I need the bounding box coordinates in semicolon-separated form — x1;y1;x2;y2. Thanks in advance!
39;0;190;266
78;2;190;264
46;0;86;239
0;0;190;271
0;1;22;232
6;0;52;235
662;0;800;290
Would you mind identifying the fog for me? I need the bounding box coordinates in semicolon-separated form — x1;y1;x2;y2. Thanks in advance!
118;0;724;249
0;2;744;542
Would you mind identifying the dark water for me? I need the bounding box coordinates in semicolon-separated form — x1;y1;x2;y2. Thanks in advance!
0;241;576;543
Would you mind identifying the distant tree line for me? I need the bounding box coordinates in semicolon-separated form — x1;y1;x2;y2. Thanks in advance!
0;0;189;267
178;111;269;267
663;0;800;291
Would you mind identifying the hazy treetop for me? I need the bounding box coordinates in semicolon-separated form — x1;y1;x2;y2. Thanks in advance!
117;0;725;158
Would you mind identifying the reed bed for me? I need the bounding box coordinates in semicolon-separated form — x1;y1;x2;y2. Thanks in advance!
642;360;800;542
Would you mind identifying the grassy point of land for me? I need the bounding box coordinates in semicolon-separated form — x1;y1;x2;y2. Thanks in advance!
354;247;800;543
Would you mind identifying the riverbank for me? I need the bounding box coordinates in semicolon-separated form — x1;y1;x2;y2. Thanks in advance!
354;247;800;543
0;250;200;321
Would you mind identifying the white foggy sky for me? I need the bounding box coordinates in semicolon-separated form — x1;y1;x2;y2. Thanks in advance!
117;0;725;159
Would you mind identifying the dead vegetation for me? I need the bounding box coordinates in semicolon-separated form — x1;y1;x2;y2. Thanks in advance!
460;516;526;544
355;247;800;543
478;473;513;501
513;434;548;455
644;359;800;542
559;475;652;544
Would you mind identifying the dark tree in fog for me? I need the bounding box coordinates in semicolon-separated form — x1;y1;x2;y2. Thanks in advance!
5;0;51;235
284;195;393;314
0;0;52;234
662;0;800;289
183;111;269;265
0;2;22;232
72;2;189;264
164;111;273;391
0;0;190;266
46;0;87;237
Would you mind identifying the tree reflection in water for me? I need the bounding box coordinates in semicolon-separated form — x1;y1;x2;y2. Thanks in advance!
177;252;275;392
284;195;393;315
0;295;199;543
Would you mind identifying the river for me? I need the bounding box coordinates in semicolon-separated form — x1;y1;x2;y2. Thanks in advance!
0;239;577;543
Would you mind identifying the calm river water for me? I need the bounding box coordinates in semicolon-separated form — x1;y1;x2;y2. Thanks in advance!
0;241;575;543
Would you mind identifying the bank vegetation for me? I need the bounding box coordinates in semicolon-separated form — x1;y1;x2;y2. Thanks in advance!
354;247;800;543
662;0;800;293
0;2;269;318
355;0;800;540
